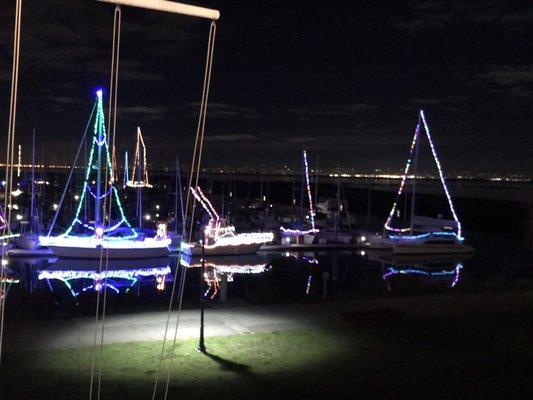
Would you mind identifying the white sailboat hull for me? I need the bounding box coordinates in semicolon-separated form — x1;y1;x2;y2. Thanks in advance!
43;236;170;259
48;245;169;259
280;232;316;245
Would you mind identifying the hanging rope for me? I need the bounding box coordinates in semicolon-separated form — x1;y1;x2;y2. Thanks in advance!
151;20;217;400
0;0;22;366
89;6;121;400
185;20;217;242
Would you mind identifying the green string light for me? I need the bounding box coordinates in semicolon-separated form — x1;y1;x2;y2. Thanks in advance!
64;92;134;236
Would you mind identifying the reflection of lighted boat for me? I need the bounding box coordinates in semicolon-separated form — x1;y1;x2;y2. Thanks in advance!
180;254;268;273
372;252;469;289
382;263;463;288
41;92;170;259
1;266;20;284
37;259;171;297
48;256;170;270
369;250;473;266
180;254;269;300
180;187;273;256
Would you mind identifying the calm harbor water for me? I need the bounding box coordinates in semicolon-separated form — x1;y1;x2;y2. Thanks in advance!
3;233;531;322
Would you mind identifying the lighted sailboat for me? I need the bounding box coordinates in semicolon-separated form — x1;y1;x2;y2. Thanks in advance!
180;187;273;256
378;110;474;255
40;91;170;259
279;150;319;245
126;127;153;188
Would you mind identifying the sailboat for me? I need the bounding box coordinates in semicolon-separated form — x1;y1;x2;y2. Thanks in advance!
376;110;474;255
15;128;42;252
40;90;170;259
180;186;273;256
126;127;153;189
279;150;319;245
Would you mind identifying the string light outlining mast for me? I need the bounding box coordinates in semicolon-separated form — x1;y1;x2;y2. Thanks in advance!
384;110;463;239
303;150;316;231
126;127;152;188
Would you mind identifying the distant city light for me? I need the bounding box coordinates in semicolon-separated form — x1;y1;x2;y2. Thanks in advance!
144;214;151;220
52;204;58;210
11;188;23;197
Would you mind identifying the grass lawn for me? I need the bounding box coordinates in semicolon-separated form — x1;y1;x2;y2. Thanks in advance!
1;309;532;399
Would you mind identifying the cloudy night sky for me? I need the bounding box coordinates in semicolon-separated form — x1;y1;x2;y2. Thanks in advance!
0;0;532;175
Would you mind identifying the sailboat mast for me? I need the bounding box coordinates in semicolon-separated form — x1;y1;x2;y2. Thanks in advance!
123;150;128;188
94;91;104;229
30;125;36;233
409;114;421;234
174;157;183;234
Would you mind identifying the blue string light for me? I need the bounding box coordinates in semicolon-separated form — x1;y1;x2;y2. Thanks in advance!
63;92;135;237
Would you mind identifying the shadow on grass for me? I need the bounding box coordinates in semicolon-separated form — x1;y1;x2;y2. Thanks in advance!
203;351;256;377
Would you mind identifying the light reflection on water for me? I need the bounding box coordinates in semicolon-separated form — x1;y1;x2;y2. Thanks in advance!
2;247;531;320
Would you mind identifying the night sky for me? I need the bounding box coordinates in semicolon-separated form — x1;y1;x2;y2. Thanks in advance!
0;0;532;175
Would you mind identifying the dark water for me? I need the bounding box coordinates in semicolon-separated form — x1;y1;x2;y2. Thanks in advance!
3;232;531;322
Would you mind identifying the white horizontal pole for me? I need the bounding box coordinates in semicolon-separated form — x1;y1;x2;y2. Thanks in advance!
97;0;220;20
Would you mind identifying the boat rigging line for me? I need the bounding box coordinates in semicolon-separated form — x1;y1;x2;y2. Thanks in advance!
155;19;217;400
46;104;97;237
1;0;22;366
89;4;122;400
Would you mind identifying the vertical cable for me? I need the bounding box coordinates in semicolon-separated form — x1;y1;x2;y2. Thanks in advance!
1;0;22;366
152;20;217;400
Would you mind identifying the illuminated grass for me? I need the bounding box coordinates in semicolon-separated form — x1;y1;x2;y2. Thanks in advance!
2;311;532;400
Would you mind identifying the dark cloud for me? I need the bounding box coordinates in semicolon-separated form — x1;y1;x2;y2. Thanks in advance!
0;0;531;175
188;102;259;120
205;133;256;142
290;103;377;118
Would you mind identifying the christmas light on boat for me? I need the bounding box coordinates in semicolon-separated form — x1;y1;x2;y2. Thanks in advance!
181;187;273;255
126;127;153;188
280;150;319;238
384;110;463;239
303;150;316;231
41;91;170;258
280;227;319;235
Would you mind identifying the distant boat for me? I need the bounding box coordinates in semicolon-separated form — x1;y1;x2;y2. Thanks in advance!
180;187;273;256
126;127;153;189
377;110;474;255
279;150;319;245
40;91;170;259
15;126;42;253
